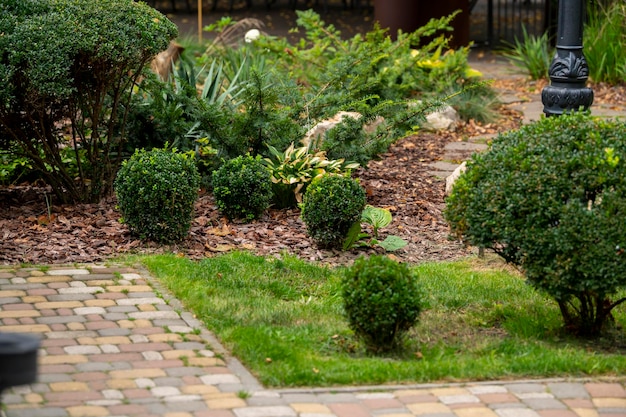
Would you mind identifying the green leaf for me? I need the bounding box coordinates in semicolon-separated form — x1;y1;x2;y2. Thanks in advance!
342;221;363;251
361;205;392;229
378;235;408;251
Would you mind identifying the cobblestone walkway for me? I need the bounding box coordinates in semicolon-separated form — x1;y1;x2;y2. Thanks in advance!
1;265;626;417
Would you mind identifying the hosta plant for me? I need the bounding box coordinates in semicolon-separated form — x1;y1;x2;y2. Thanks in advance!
264;143;359;209
343;205;408;251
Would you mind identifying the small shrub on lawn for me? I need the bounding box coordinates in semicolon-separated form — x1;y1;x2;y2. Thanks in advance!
301;174;366;249
212;155;273;222
445;112;626;337
342;255;423;353
114;148;200;243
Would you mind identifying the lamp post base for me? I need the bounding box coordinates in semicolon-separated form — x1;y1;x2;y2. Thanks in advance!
541;84;594;116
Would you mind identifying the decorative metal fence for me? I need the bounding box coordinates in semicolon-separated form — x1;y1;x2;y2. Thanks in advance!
470;0;556;47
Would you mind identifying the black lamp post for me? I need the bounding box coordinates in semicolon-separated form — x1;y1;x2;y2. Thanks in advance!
541;0;594;116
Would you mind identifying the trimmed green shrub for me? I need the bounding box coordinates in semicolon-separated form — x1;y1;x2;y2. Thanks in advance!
445;112;626;336
114;148;200;243
342;255;423;353
301;174;366;249
212;155;273;222
0;0;177;203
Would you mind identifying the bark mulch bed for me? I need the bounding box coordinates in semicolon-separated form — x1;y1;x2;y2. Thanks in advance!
0;115;523;266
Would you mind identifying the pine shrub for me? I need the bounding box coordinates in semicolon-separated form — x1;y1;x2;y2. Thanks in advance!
114;148;200;243
211;155;272;222
342;255;423;353
301;175;366;249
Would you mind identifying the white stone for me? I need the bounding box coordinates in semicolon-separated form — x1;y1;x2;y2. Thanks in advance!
424;105;460;131
445;161;467;195
302;111;362;150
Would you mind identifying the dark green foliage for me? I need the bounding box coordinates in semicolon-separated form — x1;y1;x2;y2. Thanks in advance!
211;155;273;222
301;175;366;249
342;255;423;353
0;0;177;203
445;112;626;336
114;148;200;243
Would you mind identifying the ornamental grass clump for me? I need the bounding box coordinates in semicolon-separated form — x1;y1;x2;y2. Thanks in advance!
301;174;366;249
342;255;423;353
212;155;273;222
114;148;200;243
445;112;626;337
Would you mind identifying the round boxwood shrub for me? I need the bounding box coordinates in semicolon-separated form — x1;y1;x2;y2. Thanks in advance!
211;155;272;222
301;174;366;249
342;255;423;353
445;112;626;336
114;148;200;243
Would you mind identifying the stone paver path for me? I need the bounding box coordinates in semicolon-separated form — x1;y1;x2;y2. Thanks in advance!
2;265;626;417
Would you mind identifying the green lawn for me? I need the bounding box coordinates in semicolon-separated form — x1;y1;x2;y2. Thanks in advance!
137;252;626;387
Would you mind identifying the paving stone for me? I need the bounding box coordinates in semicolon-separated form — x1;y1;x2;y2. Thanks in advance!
584;383;626;398
48;293;96;301
47;269;90;276
5;407;69;417
117;297;166;305
520;398;567;410
64;345;102;355
74;306;107;315
506;384;549;395
201;375;242;386
233;406;297;417
495;409;542;417
96;327;132;337
547;383;590;400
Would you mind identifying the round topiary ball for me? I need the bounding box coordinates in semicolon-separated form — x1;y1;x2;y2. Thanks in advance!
114;148;200;243
342;255;423;353
301;174;366;249
211;155;273;222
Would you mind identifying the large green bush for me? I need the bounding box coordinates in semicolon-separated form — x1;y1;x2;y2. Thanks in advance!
114;148;200;243
301;174;366;249
342;255;423;353
445;112;626;336
211;155;273;222
0;0;177;203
